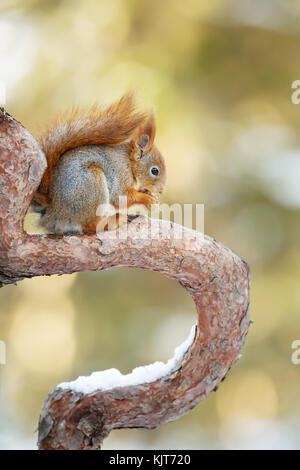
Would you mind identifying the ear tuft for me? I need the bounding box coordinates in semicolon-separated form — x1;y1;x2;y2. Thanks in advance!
136;134;149;150
134;112;156;154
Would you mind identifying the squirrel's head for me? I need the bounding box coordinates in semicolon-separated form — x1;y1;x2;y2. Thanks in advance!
130;113;167;196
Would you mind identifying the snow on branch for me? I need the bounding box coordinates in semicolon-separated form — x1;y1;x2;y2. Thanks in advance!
0;107;250;450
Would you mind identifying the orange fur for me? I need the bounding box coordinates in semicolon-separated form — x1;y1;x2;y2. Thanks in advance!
38;92;148;195
30;93;167;235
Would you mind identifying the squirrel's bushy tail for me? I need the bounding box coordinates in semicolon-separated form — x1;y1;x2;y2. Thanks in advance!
35;92;148;199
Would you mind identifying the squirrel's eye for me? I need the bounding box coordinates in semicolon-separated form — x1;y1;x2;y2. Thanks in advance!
151;167;159;176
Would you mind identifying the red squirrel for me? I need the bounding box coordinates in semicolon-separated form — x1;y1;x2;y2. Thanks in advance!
31;93;167;233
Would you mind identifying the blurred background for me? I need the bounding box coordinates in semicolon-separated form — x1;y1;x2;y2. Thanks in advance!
0;0;300;450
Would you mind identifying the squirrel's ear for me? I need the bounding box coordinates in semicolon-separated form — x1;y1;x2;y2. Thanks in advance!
135;113;156;156
137;134;150;151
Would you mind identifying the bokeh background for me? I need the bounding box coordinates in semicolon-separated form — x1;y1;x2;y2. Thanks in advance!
1;0;300;450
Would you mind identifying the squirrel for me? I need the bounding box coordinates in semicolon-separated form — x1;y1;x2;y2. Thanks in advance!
30;92;167;234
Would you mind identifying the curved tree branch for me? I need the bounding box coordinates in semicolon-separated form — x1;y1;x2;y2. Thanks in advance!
0;107;250;450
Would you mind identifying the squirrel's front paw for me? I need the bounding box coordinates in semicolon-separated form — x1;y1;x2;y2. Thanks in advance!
148;194;159;208
141;191;159;209
127;188;159;210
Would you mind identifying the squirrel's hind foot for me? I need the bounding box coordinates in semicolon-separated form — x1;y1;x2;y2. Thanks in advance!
38;211;83;235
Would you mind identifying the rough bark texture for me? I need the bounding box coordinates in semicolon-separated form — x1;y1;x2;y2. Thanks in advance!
0;107;250;450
